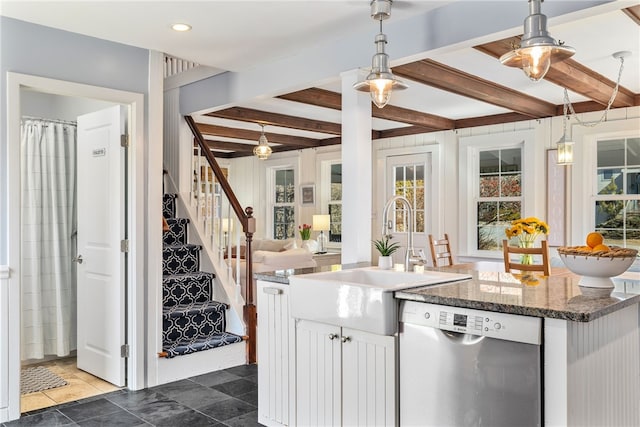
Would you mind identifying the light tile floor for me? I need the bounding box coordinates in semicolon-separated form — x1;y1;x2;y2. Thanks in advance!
20;357;121;413
5;364;260;427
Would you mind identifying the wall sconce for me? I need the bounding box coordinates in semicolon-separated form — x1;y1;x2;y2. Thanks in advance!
353;0;407;108
500;0;575;81
312;214;330;254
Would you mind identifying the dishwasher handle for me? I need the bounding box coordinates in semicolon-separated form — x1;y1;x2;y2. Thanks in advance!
440;329;485;345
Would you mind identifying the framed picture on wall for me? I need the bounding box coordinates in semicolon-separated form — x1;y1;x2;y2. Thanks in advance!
300;184;315;206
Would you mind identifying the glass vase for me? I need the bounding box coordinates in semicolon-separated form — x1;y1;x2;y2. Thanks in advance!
519;240;534;265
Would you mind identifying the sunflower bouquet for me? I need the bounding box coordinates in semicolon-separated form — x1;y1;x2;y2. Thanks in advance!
505;217;550;248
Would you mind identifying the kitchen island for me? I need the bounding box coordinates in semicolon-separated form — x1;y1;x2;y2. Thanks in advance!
255;263;640;426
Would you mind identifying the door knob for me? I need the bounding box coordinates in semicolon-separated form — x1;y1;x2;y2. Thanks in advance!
328;333;339;340
72;255;83;264
341;336;351;343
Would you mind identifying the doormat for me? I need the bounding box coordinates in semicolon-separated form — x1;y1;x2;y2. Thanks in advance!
20;366;68;395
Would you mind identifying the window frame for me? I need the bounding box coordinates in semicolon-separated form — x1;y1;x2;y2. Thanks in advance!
459;129;539;258
319;155;342;249
266;159;298;240
592;136;640;250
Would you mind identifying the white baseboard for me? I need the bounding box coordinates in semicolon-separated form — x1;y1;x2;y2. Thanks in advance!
156;342;246;385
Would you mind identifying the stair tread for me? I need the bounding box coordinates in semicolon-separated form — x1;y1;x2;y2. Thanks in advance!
163;271;214;281
163;243;201;250
163;301;228;318
162;332;243;358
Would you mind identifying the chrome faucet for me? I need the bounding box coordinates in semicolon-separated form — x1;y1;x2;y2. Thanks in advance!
381;195;428;271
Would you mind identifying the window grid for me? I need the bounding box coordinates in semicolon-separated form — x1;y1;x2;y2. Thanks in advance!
273;168;295;240
594;137;640;250
328;163;342;243
476;148;522;251
393;164;425;233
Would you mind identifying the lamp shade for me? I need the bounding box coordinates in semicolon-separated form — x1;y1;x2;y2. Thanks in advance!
221;218;232;232
312;214;330;231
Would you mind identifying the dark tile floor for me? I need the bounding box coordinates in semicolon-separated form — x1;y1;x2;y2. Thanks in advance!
3;364;261;427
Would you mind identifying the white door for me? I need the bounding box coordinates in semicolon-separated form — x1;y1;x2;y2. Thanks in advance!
385;153;432;253
76;105;126;386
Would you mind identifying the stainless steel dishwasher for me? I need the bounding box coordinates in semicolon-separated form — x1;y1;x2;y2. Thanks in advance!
399;300;542;426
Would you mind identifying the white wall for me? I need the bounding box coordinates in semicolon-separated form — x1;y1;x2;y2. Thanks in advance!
21;90;116;121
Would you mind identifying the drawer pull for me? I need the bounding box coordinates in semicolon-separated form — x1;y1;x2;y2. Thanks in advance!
263;287;282;295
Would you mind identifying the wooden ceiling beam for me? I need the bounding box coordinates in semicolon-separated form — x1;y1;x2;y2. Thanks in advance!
377;126;438;139
204;140;256;153
279;88;454;130
623;5;640;25
455;112;532;130
394;59;556;118
474;37;636;108
196;123;319;147
206;107;342;135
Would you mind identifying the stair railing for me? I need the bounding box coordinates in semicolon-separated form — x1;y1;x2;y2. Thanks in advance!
184;115;257;364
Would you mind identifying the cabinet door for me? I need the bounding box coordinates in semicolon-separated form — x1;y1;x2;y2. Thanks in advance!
296;320;341;427
257;281;295;427
341;328;397;426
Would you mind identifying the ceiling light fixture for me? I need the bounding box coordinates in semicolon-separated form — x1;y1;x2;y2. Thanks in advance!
253;124;272;160
353;0;407;108
171;23;192;32
500;0;575;82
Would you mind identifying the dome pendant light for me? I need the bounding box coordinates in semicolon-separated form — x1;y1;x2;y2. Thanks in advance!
353;0;407;108
500;0;575;82
253;124;272;160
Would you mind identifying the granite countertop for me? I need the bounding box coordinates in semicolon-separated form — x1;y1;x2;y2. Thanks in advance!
254;263;640;322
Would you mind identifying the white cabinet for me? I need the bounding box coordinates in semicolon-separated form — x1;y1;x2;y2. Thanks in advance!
296;319;397;427
257;280;296;427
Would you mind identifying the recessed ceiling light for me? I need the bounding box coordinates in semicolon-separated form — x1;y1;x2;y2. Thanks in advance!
172;23;192;32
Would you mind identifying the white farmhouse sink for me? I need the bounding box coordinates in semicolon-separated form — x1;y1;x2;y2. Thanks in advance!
289;267;471;335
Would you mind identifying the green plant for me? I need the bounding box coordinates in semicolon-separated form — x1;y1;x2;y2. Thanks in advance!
373;235;400;256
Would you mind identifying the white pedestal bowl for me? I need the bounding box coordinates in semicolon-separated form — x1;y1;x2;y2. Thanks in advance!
558;247;637;296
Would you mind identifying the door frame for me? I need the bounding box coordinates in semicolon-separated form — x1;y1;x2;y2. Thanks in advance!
5;72;145;420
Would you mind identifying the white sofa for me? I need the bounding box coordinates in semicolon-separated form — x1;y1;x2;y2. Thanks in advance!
228;237;317;299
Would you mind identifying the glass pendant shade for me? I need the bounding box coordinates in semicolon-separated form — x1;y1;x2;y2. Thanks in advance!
499;0;574;81
520;46;552;81
253;126;272;160
557;139;574;165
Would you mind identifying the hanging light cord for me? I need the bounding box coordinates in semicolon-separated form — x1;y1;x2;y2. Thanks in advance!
563;55;625;128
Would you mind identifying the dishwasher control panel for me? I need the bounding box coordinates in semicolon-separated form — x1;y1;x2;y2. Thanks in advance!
400;300;542;345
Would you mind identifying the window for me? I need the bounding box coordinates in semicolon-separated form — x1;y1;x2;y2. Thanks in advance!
476;148;522;251
392;163;426;233
328;163;342;243
594;137;640;250
273;168;295;239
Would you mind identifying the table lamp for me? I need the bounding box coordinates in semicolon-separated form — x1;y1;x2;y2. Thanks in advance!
312;214;330;254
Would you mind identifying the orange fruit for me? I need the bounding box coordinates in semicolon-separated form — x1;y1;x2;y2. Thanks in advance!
592;244;610;252
586;232;604;248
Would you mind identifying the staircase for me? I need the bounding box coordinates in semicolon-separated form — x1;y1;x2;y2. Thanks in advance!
162;193;243;358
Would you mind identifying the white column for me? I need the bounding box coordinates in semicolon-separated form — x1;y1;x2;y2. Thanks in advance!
341;69;372;264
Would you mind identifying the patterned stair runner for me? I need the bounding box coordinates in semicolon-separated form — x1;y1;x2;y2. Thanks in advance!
162;194;242;358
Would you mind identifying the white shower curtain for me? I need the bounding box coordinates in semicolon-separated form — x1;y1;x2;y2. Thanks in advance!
21;117;77;360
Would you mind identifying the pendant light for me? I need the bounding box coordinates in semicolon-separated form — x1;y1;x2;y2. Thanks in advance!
353;0;407;108
253;124;272;160
500;0;575;81
556;99;573;165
